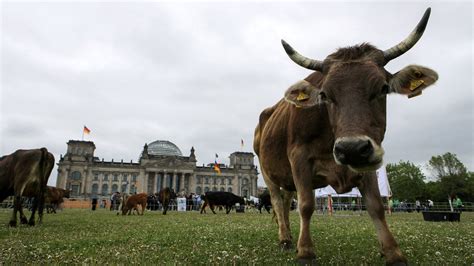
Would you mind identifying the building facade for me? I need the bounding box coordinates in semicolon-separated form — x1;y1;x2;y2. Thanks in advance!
56;140;259;199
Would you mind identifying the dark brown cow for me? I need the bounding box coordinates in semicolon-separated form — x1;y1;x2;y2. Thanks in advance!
200;191;245;214
0;148;55;226
158;187;176;215
45;186;71;213
254;8;438;265
121;193;148;215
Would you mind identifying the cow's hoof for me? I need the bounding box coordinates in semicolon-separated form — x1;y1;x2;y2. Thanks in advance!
296;258;317;266
8;221;17;227
280;240;293;251
20;217;28;224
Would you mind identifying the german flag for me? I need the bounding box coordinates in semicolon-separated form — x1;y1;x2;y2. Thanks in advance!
83;126;91;135
213;160;221;175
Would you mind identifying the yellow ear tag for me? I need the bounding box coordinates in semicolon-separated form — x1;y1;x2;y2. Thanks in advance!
409;80;424;91
296;91;310;101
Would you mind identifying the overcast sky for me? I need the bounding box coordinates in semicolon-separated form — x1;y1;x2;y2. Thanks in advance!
1;1;472;187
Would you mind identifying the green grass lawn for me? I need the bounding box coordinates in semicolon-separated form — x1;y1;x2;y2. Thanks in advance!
0;209;472;265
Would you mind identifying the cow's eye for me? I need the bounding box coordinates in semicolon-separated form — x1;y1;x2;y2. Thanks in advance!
381;84;390;95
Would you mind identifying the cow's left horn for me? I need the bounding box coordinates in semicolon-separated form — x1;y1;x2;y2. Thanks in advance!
383;8;431;63
282;40;323;71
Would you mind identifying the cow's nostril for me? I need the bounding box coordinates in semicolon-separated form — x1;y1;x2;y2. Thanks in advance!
334;143;347;164
358;140;373;158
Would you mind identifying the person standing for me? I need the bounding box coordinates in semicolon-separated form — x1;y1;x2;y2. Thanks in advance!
454;196;463;212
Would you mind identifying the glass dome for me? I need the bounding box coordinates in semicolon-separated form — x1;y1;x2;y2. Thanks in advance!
147;140;183;156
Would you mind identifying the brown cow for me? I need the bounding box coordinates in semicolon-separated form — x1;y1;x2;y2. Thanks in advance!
254;8;438;265
45;186;71;213
121;193;148;215
0;148;55;226
158;187;176;215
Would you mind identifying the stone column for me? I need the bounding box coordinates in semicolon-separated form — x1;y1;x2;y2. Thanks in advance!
171;171;178;193
153;172;158;193
156;172;162;192
143;172;148;194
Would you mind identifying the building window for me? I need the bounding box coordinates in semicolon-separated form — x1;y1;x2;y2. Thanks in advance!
228;178;232;185
205;177;209;184
204;187;210;193
213;178;217;185
122;174;128;182
92;184;99;194
196;176;201;184
130;185;137;194
103;174;109;181
121;184;127;193
227;187;232;193
220;187;225;192
242;178;249;185
112;184;118;193
196;186;202;195
220;178;225;185
71;171;81;180
71;184;80;196
101;184;109;195
132;174;137;182
113;174;118;181
93;173;99;181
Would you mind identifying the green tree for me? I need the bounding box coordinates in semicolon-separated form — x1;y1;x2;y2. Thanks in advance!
428;153;472;201
386;161;426;202
428;152;467;180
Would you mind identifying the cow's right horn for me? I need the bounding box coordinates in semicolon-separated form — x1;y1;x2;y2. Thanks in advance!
383;8;431;63
282;40;323;71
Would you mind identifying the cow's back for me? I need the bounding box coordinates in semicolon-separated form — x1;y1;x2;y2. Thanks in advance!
0;148;54;201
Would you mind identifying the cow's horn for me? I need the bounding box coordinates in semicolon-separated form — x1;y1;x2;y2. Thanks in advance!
281;40;323;71
383;8;431;63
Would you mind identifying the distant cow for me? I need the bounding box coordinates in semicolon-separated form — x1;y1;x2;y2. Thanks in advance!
45;186;70;213
121;193;148;215
0;148;55;226
157;187;176;215
258;191;272;214
200;191;245;214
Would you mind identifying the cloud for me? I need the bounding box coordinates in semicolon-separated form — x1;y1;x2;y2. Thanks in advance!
1;2;472;187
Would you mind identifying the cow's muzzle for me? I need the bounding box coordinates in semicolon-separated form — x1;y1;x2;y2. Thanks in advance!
333;136;384;172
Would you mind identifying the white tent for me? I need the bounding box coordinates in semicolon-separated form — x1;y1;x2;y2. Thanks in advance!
315;165;392;198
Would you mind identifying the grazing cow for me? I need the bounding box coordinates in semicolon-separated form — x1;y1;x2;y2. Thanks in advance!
45;186;71;213
200;191;245;214
253;8;438;265
121;193;148;215
157;187;176;215
0;148;55;226
258;190;272;214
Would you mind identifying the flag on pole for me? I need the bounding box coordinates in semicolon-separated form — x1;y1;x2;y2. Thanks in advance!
213;160;221;174
214;153;221;174
82;125;91;140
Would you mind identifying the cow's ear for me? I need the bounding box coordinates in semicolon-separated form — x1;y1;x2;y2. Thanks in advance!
284;80;320;108
389;65;438;98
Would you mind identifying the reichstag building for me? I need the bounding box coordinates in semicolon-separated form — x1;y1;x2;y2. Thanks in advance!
56;140;258;199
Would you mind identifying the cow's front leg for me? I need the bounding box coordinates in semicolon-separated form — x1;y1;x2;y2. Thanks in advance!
263;173;292;250
290;150;316;264
359;173;407;265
